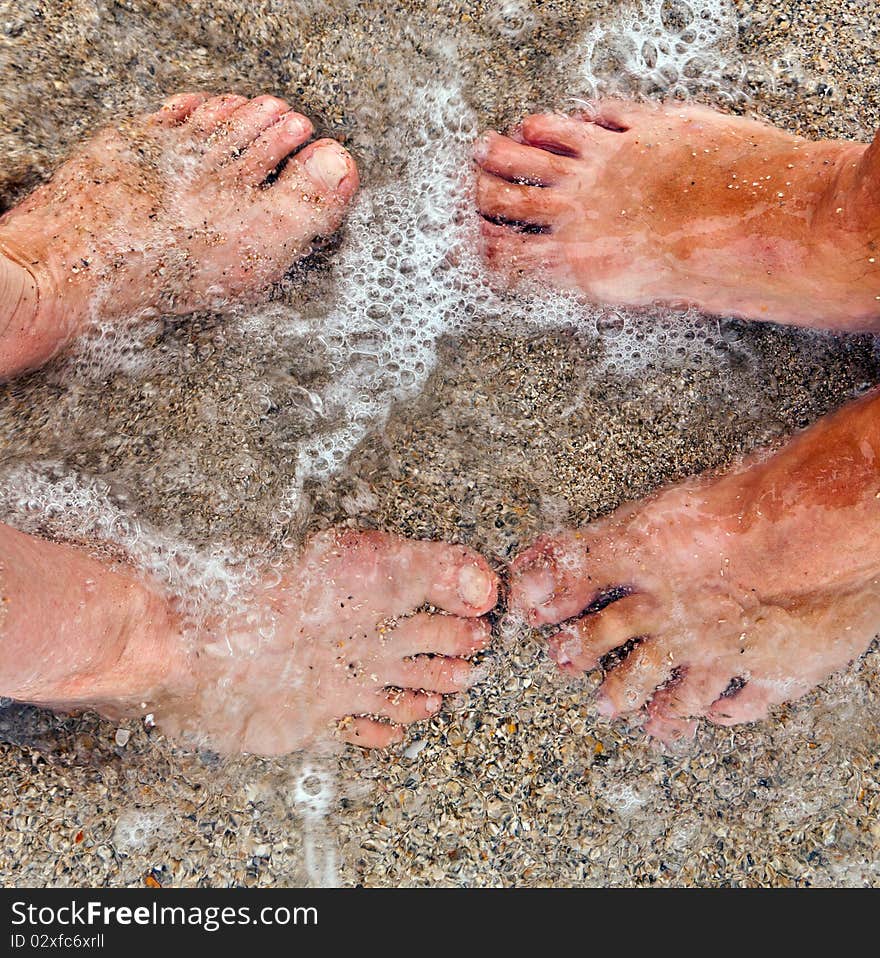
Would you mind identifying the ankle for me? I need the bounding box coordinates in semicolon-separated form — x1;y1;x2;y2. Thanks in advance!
41;578;192;715
98;583;192;712
0;239;69;377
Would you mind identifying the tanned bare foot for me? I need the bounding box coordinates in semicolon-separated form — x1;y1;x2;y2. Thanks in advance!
509;390;880;742
475;101;880;329
0;92;359;377
0;525;497;754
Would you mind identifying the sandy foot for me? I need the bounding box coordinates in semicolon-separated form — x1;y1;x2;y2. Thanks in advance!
0;92;359;375
475;101;880;329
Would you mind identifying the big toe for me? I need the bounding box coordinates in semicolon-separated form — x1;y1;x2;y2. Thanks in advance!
283;138;359;203
235;109;315;183
373;533;500;617
259;137;360;242
509;533;598;625
306;530;499;620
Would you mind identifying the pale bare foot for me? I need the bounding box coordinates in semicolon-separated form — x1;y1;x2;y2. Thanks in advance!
167;530;499;753
475;101;880;330
509;390;880;741
0;92;359;376
2;526;498;754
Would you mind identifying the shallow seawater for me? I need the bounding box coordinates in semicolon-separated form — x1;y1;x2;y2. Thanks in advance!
1;0;879;886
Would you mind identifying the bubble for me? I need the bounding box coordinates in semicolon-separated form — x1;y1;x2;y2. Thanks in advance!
1;0;781;610
660;0;694;32
290;762;339;886
0;463;260;627
302;774;323;796
576;0;745;100
486;0;537;40
597;312;627;338
112;807;174;854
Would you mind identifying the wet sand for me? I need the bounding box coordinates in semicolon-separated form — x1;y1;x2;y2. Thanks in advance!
1;0;879;887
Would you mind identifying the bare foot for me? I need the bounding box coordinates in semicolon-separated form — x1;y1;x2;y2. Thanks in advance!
509;390;880;741
475;101;880;330
4;527;498;754
0;92;359;376
170;530;499;753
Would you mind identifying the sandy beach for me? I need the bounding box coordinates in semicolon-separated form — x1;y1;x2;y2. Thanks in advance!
1;0;878;887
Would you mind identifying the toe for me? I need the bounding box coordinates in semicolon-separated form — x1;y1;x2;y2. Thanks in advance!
373;689;443;724
474;131;580;185
389;612;492;658
273;139;360;239
407;541;499;616
186;93;250;134
548;593;661;672
479;218;557;275
235;110;315;183
340;716;405;749
212;94;292;156
644;665;733;741
388;656;479;694
643;710;698;743
596;641;673;717
510;534;587;625
650;665;734;719
510;532;630;626
705;674;812;727
518;113;594;157
149;92;210;126
476;171;566;228
706;680;774;726
307;530;499;619
283;138;359;199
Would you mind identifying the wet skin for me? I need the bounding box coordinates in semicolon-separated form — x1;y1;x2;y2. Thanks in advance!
0;92;359;377
475;101;880;329
487;103;880;738
0;524;498;753
510;388;880;739
0;95;501;754
3;94;880;749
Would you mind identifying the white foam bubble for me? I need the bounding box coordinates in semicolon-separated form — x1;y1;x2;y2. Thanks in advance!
576;0;815;105
112;806;175;854
485;0;537;41
269;76;746;515
0;461;257;622
600;781;653;819
577;0;744;101
290;761;339;886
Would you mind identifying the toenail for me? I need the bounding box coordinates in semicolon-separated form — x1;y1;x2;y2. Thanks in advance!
548;633;573;666
473;134;490;161
304;147;349;191
519;567;556;610
285;113;311;134
457;564;493;607
596;694;616;717
426;693;443;712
